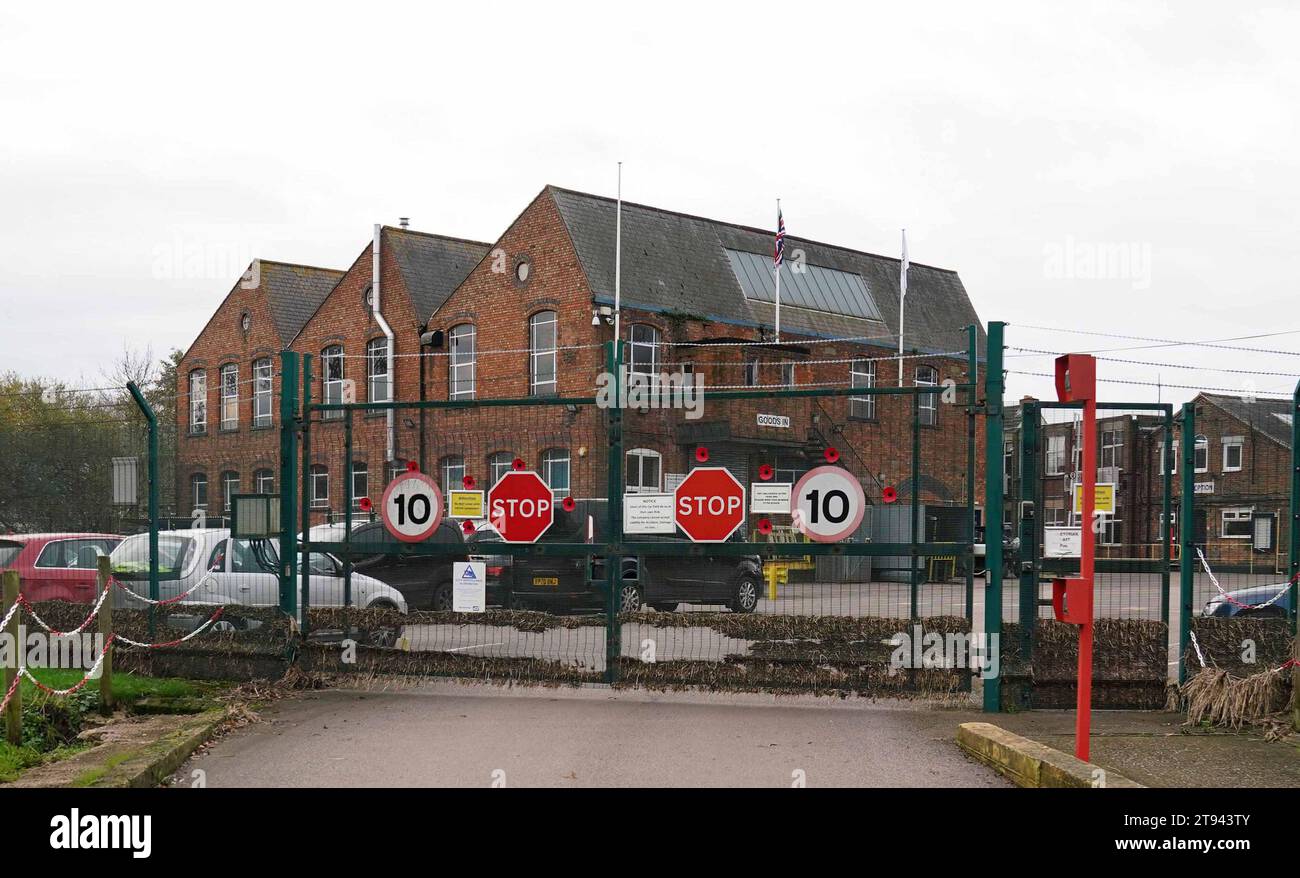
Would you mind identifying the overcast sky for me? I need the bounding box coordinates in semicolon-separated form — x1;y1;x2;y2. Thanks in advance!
2;1;1297;404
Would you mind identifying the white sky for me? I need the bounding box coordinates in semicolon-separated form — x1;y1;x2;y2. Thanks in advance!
2;1;1298;404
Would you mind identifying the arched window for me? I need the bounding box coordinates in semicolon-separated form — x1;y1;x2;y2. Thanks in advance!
440;455;466;493
252;358;273;427
625;448;661;494
529;311;557;396
322;345;344;420
449;324;476;400
541;448;570;501
366;338;390;403
627;324;659;377
310;465;329;508
850;360;876;419
488;452;514;486
1194;435;1209;474
915;364;938;426
219;364;239;430
221;471;239;512
188;370;207;434
190;473;208;512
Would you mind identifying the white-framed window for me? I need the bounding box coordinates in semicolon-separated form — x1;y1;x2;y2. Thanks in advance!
366;338;390;403
1045;435;1066;475
351;462;368;510
188;370;207;434
849;360;875;419
440;455;465;493
219;364;238;430
1159;440;1179;475
488;452;514;486
322;346;344;420
191;473;208;511
744;359;759;387
1044;506;1068;527
1222;507;1254;539
779;362;795;388
310;465;329;508
254;469;274;494
625;448;662;494
627;324;659;378
1193;435;1209;473
1100;429;1122;469
1003;440;1014;493
449;324;476;400
915;364;938;426
1222;436;1244;473
1100;517;1123;546
221;471;239;512
541;448;570;501
253;358;273;427
529;311;557;396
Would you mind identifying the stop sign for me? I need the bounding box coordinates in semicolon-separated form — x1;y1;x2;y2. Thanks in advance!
487;471;555;543
674;467;746;542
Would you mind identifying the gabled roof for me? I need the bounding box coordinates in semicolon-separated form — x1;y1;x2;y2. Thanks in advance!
384;228;492;323
1198;393;1295;450
547;186;985;357
260;261;345;344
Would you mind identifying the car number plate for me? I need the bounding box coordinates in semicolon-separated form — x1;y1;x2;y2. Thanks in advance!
532;576;559;587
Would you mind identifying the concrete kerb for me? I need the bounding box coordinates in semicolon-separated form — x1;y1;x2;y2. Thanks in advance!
956;721;1144;788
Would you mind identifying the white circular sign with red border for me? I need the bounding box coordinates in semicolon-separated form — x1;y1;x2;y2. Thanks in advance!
381;472;445;543
791;466;866;543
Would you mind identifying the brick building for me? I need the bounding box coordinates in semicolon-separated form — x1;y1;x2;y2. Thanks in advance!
176;185;988;534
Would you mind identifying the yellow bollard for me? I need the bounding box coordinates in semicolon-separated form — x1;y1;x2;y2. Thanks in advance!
766;564;779;601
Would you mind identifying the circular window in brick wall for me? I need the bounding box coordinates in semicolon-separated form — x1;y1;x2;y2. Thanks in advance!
514;257;532;286
240;311;251;333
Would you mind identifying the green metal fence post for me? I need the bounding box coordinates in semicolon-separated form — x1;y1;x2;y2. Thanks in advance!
910;388;921;622
1160;409;1173;630
1017;399;1039;710
604;340;623;684
299;354;313;627
278;351;299;618
965;325;978;626
343;408;353;638
1289;380;1299;634
1178;402;1196;683
982;320;1006;713
125;381;159;637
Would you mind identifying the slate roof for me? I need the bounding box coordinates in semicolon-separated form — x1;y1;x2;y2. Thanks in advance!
385;228;491;323
548;186;985;358
1199;393;1295;450
260;261;344;344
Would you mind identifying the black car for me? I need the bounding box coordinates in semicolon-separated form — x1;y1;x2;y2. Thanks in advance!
467;501;763;614
343;518;473;610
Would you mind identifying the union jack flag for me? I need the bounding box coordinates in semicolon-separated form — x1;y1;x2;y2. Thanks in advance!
773;207;786;268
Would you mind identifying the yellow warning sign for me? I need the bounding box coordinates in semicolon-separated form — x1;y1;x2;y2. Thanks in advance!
448;490;484;519
1072;483;1116;515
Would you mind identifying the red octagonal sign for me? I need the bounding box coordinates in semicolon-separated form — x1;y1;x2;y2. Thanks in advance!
487;470;555;543
674;467;746;543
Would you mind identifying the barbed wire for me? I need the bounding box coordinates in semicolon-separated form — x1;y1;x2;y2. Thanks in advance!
1007;346;1300;378
1012;324;1300;357
1006;370;1294;397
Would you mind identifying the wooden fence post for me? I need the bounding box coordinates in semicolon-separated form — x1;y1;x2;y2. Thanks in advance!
97;556;113;715
2;570;20;745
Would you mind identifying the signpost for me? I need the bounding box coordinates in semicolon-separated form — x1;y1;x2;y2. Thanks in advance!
1071;483;1115;516
452;561;486;612
487;471;555;543
623;493;676;534
791;466;865;543
380;472;444;543
674;467;746;542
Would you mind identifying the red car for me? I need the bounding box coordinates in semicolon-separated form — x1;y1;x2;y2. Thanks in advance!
0;533;124;603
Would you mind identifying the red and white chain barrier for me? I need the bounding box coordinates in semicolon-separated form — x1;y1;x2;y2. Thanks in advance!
18;635;116;696
1188;629;1298;675
0;596;19;632
16;585;111;637
0;673;20;715
113;607;226;649
1196;549;1297;611
114;573;214;607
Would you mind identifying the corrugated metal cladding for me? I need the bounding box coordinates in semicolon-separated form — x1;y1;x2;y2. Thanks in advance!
724;248;884;322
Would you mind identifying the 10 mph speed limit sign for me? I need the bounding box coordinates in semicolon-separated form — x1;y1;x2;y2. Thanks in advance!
381;471;445;543
791;466;866;543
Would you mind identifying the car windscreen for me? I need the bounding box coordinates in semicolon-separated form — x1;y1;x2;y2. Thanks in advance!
110;534;195;580
0;541;22;568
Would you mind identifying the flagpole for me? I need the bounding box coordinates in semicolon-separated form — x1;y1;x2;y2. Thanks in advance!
897;228;908;387
614;162;622;344
774;198;782;342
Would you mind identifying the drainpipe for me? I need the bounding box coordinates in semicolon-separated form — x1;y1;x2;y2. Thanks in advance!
373;224;396;466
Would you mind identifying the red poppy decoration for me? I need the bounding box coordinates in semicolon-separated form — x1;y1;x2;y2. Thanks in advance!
758;464;774;481
882;486;898;504
695;446;709;463
824;447;840;464
406;461;419;472
757;518;773;536
461;519;476;535
512;457;526;471
358;497;373;513
462;475;476;490
562;496;576;512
